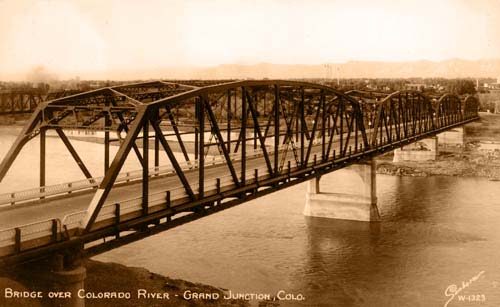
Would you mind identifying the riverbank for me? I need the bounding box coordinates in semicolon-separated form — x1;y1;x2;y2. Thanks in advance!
0;259;280;307
376;113;500;179
83;259;257;307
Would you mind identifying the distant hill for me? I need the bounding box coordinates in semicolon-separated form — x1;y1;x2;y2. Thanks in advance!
8;59;500;82
180;59;500;79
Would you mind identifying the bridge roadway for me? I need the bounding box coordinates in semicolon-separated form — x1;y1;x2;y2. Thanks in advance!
0;141;329;230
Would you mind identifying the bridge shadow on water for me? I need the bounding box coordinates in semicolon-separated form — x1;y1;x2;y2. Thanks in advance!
295;217;382;307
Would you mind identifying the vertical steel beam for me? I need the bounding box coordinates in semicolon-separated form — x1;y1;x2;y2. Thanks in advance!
321;91;326;160
154;135;159;170
227;90;231;153
198;97;205;198
40;127;46;198
194;102;199;160
300;88;305;166
153;97;160;171
253;93;257;150
241;87;247;184
142;115;149;215
274;85;280;174
339;98;344;155
104;111;111;172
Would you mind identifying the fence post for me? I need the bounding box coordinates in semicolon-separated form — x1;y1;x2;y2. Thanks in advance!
166;191;171;222
115;203;121;239
287;161;291;182
15;228;21;253
51;219;58;242
216;178;221;206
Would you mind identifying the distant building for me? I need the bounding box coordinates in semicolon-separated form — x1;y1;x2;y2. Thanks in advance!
484;83;500;90
484;77;500;90
405;83;425;91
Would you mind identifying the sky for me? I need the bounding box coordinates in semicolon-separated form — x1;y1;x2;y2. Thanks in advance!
0;0;499;80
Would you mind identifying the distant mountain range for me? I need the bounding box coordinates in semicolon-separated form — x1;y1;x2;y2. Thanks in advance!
172;59;500;80
7;59;500;82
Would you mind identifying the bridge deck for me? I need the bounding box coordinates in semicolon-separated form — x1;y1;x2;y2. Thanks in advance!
0;144;320;229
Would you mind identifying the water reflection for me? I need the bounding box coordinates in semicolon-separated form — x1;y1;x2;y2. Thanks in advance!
300;218;381;306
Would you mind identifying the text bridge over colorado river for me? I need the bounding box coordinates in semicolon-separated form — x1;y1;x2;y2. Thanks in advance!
0;80;479;266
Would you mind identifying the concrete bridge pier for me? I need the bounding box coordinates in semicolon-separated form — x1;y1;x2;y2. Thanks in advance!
6;249;86;307
304;159;380;222
393;136;438;162
437;127;464;148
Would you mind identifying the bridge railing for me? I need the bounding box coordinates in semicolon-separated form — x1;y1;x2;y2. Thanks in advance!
0;218;60;257
0;144;305;257
59;159;280;231
0;145;274;207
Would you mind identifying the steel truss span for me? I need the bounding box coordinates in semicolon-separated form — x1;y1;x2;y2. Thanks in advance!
0;80;479;265
0;89;83;115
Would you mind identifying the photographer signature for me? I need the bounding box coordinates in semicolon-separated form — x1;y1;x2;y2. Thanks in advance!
444;270;485;307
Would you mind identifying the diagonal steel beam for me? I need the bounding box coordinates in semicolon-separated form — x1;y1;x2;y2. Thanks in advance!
0;108;42;182
304;98;322;164
165;105;190;163
245;91;274;175
325;103;340;158
115;110;145;166
55;128;93;180
150;118;195;200
83;107;147;232
203;98;240;186
342;111;356;156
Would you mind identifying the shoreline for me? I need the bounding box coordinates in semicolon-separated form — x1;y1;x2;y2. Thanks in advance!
376;155;500;180
374;113;500;180
83;259;256;307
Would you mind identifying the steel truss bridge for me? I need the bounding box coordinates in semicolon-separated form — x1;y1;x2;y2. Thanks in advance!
0;89;83;115
0;80;479;266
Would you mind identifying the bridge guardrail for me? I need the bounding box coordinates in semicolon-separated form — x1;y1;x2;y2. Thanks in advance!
0;218;60;256
0;144;282;207
57;162;274;231
0;128;442;257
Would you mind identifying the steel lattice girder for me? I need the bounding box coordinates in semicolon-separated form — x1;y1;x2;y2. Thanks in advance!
0;80;480;238
77;80;479;232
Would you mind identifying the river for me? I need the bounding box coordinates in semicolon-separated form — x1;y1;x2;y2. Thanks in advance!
1;126;500;306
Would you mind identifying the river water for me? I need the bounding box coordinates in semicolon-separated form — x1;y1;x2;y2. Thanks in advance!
1;126;500;306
